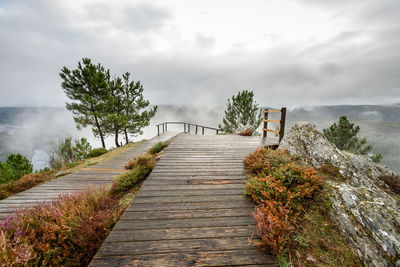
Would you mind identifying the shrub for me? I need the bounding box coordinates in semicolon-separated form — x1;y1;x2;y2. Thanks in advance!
113;158;154;193
125;154;154;169
149;141;168;154
0;188;123;266
0;154;33;184
0;170;56;200
87;147;108;158
239;129;253;136
244;147;322;257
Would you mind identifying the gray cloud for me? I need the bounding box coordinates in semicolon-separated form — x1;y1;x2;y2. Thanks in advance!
0;0;399;108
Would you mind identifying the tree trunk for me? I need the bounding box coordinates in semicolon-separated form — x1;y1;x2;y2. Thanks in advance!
124;128;129;144
93;114;106;148
115;128;120;147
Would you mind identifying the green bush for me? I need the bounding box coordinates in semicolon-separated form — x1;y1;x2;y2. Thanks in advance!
0;154;33;184
87;147;108;158
149;142;168;154
113;157;154;193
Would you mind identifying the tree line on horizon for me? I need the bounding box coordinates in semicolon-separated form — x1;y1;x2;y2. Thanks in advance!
60;58;157;148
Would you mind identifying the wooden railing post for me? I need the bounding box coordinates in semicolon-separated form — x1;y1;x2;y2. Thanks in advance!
202;127;204;135
184;123;186;132
165;123;167;131
195;125;198;135
263;109;268;138
157;125;160;136
188;124;190;133
279;107;286;143
162;123;165;132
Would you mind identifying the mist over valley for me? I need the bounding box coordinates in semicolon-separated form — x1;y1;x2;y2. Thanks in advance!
0;104;398;172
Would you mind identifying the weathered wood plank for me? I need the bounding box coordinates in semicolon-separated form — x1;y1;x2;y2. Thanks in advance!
114;217;255;230
90;249;275;267
95;236;261;256
121;208;251;220
107;226;254;242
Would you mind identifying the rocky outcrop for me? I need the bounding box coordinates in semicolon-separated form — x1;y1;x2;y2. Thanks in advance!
279;122;400;267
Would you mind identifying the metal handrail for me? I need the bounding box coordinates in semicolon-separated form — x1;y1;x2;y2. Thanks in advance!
156;122;221;135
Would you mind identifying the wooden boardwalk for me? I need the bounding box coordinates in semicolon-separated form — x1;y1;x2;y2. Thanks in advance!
0;132;178;220
90;134;277;266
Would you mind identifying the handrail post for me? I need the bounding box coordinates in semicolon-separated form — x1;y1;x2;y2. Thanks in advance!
162;123;165;132
165;123;167;132
279;107;287;143
263;109;268;138
202;127;204;135
157;125;160;136
184;123;186;132
195;125;198;135
216;129;219;134
188;124;190;133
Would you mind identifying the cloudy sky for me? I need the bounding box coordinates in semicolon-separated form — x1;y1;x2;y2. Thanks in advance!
0;0;399;108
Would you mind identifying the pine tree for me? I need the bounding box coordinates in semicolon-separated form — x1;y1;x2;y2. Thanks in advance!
121;72;157;144
60;58;110;148
103;72;157;146
219;90;263;134
323;116;383;162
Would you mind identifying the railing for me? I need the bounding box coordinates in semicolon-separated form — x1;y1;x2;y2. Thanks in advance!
156;122;221;136
262;107;287;143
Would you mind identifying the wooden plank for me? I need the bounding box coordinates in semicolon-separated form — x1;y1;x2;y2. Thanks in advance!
95;237;260;256
263;119;280;123
136;189;244;197
126;201;253;212
264;109;281;113
90;250;275;266
114;216;255;230
132;195;246;204
107;226;254;242
262;128;279;134
121;208;251;220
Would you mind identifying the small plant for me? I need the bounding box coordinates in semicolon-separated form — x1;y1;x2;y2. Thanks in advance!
239;129;253;136
125;154;154;169
149;141;168;154
114;158;154;193
87;147;108;158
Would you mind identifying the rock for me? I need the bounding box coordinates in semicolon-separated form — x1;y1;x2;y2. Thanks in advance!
279;122;400;267
54;171;71;178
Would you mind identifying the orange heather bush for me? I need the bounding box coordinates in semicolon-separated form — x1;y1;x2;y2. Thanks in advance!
239;129;253;136
0;169;56;200
0;188;123;266
125;153;154;170
244;148;322;257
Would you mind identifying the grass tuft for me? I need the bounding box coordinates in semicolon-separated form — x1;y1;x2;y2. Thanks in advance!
148;142;168;154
